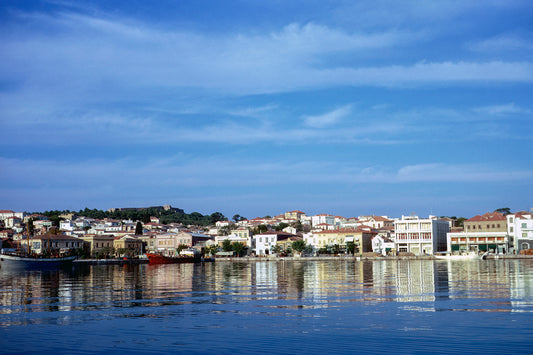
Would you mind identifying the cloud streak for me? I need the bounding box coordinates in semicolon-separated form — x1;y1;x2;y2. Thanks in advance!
303;105;352;128
2;11;533;102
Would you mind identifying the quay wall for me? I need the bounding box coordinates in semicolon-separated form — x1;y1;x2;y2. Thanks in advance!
213;255;533;262
72;255;533;265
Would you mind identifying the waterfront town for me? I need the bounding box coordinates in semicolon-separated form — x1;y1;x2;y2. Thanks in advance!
0;205;532;260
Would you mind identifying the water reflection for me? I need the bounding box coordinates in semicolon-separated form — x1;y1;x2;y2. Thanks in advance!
1;259;533;324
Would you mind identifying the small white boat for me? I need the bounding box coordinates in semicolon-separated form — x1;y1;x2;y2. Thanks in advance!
434;253;481;260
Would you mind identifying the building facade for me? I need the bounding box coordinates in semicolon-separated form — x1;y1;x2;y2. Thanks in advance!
464;211;507;233
79;234;115;256
254;232;299;255
308;227;374;253
394;216;449;255
311;214;335;227
445;211;510;254
22;234;85;255
507;211;533;252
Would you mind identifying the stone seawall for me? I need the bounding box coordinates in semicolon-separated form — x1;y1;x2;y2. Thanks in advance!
213;255;533;262
71;255;533;265
74;258;149;265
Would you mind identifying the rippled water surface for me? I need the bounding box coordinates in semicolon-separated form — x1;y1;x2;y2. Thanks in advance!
1;259;533;354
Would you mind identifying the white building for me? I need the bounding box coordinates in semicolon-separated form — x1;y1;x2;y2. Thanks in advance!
0;210;15;221
358;215;394;229
394;215;449;255
4;216;22;228
507;211;533;252
372;235;396;256
60;220;75;232
311;214;335;227
254;232;279;255
303;232;317;250
0;210;26;221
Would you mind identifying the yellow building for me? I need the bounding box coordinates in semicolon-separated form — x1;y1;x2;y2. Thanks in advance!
79;234;115;256
284;210;306;221
113;235;144;256
314;227;374;253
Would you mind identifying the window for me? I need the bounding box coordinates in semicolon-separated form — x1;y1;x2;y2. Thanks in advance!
510;227;514;233
522;223;527;228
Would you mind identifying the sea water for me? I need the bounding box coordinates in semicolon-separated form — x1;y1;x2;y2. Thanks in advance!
1;259;532;354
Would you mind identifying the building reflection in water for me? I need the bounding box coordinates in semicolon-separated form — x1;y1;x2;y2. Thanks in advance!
1;259;532;324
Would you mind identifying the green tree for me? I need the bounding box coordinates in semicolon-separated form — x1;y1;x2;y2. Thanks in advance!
291;240;307;254
49;215;63;228
271;244;282;255
252;224;268;234
210;212;226;224
222;239;233;252
26;218;35;237
495;208;511;215
232;242;246;257
205;244;219;256
455;217;467;228
293;220;304;232
275;222;289;231
346;241;356;254
135;221;143;235
142;214;151;224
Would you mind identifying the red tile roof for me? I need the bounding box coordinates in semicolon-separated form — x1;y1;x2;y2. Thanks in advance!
467;211;506;222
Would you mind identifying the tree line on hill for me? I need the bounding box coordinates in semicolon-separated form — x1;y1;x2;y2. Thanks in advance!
37;208;227;227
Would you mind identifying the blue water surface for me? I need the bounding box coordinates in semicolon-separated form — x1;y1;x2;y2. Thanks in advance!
1;259;532;354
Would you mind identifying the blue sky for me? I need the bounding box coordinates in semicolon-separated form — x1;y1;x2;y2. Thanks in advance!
1;0;532;219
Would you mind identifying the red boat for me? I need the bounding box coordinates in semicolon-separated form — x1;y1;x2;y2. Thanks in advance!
145;253;201;264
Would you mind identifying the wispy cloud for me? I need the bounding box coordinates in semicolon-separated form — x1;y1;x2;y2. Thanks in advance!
303;105;352;128
2;11;532;103
472;103;533;116
3;100;532;147
468;34;533;53
2;157;531;192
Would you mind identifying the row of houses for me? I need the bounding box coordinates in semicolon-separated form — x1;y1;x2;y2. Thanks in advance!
1;209;532;257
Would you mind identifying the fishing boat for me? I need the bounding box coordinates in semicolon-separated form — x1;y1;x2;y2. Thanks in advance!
0;252;77;269
145;252;201;264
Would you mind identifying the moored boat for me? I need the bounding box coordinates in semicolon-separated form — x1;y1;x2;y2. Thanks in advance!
145;253;201;264
0;252;77;269
434;253;481;260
